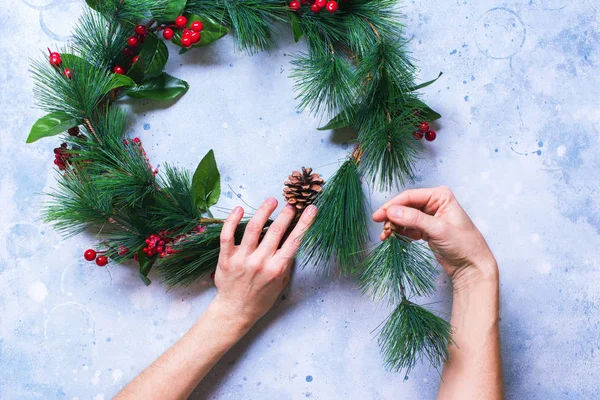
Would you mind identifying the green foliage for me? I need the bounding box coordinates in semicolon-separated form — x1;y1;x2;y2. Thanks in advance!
300;159;368;274
92;0;163;23
72;9;130;69
27;112;79;143
127;33;169;83
192;150;221;212
123;73;189;101
172;14;230;54
358;234;438;304
152;0;187;22
291;50;358;119
379;300;453;374
31;51;120;121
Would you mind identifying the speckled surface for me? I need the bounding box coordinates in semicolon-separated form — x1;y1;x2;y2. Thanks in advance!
1;0;599;399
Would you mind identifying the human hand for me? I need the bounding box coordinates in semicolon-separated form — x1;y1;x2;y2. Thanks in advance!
212;198;316;330
372;186;498;289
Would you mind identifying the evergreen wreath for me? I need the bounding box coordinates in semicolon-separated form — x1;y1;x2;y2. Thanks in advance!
27;0;450;375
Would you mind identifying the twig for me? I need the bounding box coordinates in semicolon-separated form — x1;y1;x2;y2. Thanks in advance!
84;118;103;145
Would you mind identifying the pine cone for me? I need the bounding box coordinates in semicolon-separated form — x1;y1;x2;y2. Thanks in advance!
283;167;324;210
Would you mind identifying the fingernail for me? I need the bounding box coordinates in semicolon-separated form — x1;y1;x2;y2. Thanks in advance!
306;205;317;216
266;197;277;206
233;206;243;214
285;203;296;210
388;206;403;219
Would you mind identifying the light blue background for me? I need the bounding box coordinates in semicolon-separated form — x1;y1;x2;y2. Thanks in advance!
0;0;599;398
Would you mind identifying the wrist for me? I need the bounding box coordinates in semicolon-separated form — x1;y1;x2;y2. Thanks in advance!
451;257;499;294
206;296;255;337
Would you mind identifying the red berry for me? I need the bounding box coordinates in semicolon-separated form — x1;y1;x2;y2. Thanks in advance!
132;55;139;63
84;249;97;261
181;36;192;47
96;256;109;267
210;272;215;280
289;0;301;11
49;52;62;67
127;36;139;47
315;0;326;7
113;65;125;74
419;122;430;133
425;130;437;141
311;3;321;12
413;131;424;140
163;28;174;40
191;21;204;32
175;15;188;28
326;0;338;12
190;31;201;44
64;68;72;79
68;127;80;136
135;25;147;36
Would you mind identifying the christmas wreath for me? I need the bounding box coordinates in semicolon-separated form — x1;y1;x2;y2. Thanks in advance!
28;0;449;375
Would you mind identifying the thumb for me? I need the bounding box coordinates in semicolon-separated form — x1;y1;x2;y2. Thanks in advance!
387;205;445;239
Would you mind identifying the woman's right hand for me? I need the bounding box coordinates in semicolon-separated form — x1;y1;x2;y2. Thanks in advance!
372;186;498;289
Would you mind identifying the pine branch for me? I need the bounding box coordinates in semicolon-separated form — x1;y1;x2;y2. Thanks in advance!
379;300;453;374
72;9;130;69
93;0;160;24
300;159;368;274
358;233;438;304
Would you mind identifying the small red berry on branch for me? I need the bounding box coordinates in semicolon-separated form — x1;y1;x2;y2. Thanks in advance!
326;0;338;12
419;122;430;133
181;36;192;48
289;0;301;11
84;249;97;261
163;28;174;40
425;130;437;141
311;3;321;12
64;68;73;79
132;55;139;63
113;65;125;74
96;256;109;267
175;15;188;28
191;21;204;32
190;31;201;44
413;131;424;140
48;48;62;67
135;25;147;36
127;36;139;48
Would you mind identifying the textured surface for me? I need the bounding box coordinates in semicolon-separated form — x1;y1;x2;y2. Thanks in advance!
1;0;599;399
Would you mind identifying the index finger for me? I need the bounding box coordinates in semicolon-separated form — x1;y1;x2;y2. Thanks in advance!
372;187;448;222
219;206;244;261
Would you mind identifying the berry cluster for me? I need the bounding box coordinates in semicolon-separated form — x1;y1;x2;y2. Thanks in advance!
289;0;340;13
113;24;150;75
84;249;109;266
53;143;72;170
143;233;175;258
161;16;204;48
413;122;437;142
47;48;73;80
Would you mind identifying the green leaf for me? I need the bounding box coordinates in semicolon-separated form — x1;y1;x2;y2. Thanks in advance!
410;72;443;92
107;74;136;92
317;111;352;131
26;112;79;143
137;249;157;286
173;15;229;54
85;0;98;10
127;33;169;83
290;13;304;43
152;0;187;22
191;150;221;211
124;73;189;101
408;98;442;122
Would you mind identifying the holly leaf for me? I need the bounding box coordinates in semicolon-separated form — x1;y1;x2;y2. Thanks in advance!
152;0;187;22
107;74;136;92
192;150;221;211
317;111;352;131
173;14;229;54
124;73;189;101
137;249;156;286
410;72;443;92
407;98;442;122
290;13;304;43
127;33;169;83
26;112;79;143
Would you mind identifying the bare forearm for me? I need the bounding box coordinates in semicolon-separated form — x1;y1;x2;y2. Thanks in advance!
115;301;250;400
438;265;503;400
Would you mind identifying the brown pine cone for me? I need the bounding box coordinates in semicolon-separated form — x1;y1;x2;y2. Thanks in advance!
283;167;324;210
